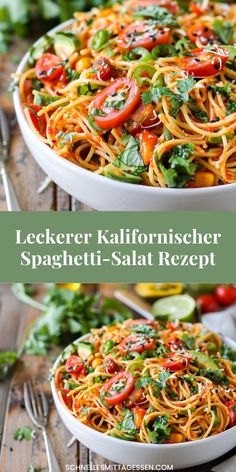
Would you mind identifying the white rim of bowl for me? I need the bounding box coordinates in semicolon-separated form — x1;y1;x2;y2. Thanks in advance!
51;333;236;450
13;20;236;196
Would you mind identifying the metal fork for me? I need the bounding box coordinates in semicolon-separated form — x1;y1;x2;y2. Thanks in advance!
24;381;61;472
0;109;21;211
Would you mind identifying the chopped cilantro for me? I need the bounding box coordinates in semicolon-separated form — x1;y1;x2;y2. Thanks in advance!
181;333;195;349
208;83;231;98
160;143;196;188
212;20;233;45
14;426;33;441
146;415;171;444
133;5;178;26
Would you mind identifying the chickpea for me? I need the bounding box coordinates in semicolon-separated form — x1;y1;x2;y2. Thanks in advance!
75;57;92;74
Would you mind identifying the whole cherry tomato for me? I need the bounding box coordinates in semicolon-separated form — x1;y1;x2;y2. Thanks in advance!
215;285;236;306
197;294;219;313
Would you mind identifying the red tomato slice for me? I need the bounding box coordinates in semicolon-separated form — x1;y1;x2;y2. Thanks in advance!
189;0;208;15
23;79;34;103
197;294;219;314
225;401;236;427
136;130;158;165
166;321;180;330
178;47;229;77
65;355;84;374
117;22;171;53
126;104;160;134
93;77;140;129
215;285;236;306
91;57;115;81
133;407;146;428
128;0;178;14
188;25;217;45
120;334;155;353
126;388;147;408
23;103;47;136
35;53;65;83
164;334;184;351
103;371;134;406
61;391;73;409
161;353;192;371
104;357;118;374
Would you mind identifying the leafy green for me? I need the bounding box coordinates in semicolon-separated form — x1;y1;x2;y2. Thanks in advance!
176;76;196;102
198;368;229;385
56;131;79;147
208;83;231;98
13;284;131;356
129;323;158;338
212;19;233;45
142;77;195;117
120;409;138;432
159;143;196;188
221;344;236;362
188;103;208;123
0;351;18;380
181;333;195;349
136;371;171;396
133;5;177;26
227;100;236;114
114;135;147;176
14;426;33;441
146;415;171;444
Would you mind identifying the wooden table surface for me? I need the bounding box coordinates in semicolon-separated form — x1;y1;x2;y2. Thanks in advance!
0;284;235;472
0;40;91;212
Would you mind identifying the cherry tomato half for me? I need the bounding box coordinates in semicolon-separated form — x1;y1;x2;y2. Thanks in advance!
103;371;134;406
92;57;115;81
35;53;65;83
136;130;158;165
164;334;184;351
23;103;47;136
23;79;34;103
215;285;236;306
65;355;84;374
120;334;156;353
61;391;73;409
117;22;171;53
126;388;147;408
188;25;217;46
104;357;118;374
197;294;219;314
161;353;192;371
93;77;140;129
126;103;160;134
225;401;236;427
178;47;229;77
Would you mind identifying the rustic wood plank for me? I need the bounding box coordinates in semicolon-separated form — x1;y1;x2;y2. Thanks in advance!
0;285;24;444
0;286;78;471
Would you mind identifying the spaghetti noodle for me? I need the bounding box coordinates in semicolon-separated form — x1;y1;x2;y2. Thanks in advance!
18;0;236;188
54;319;236;443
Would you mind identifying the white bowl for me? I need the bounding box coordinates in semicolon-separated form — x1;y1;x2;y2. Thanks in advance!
13;22;236;211
51;333;236;469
